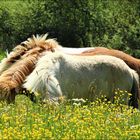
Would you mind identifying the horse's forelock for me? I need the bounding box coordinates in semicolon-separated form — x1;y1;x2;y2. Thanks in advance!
38;33;48;41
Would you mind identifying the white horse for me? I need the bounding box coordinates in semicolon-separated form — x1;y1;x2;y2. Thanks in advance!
24;51;140;108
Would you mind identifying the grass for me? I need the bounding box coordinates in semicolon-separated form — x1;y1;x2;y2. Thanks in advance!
0;95;139;139
0;52;140;139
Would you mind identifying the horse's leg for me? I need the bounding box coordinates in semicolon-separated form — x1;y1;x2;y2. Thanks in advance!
129;73;139;109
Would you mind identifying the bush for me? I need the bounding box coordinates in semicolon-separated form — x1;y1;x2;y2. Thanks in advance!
0;0;140;57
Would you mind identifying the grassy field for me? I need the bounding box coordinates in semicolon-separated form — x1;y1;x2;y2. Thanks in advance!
0;95;140;139
0;53;140;139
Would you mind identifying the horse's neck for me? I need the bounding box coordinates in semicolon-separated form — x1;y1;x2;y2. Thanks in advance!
56;47;95;54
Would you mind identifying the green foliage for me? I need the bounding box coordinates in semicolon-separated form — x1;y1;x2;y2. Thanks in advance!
0;0;140;56
0;49;5;60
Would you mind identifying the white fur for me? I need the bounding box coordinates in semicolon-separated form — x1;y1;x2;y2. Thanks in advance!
24;51;139;105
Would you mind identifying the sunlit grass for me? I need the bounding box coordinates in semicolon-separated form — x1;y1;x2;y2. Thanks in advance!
0;92;139;139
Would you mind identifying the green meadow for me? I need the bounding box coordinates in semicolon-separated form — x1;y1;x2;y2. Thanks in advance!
0;95;140;139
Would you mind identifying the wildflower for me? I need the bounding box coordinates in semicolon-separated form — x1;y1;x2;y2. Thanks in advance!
130;124;140;129
73;102;81;106
72;98;79;102
79;98;86;103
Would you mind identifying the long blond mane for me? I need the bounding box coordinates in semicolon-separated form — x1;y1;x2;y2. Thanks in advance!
0;34;60;103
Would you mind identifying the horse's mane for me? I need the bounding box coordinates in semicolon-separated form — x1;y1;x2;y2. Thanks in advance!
0;33;59;75
81;47;140;76
0;54;37;102
0;54;37;87
0;34;60;102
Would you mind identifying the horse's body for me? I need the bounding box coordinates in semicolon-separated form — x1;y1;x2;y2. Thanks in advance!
24;52;140;108
57;46;140;78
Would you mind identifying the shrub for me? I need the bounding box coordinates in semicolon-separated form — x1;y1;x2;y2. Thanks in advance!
0;0;140;56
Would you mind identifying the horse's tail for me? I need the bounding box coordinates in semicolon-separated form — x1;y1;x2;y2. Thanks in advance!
129;71;140;108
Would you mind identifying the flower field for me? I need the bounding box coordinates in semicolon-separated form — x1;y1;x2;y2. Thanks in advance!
0;94;140;139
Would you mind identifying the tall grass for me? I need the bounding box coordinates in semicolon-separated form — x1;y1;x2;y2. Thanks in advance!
0;94;139;139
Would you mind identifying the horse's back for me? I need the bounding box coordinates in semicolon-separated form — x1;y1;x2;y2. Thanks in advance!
24;52;139;107
54;53;135;100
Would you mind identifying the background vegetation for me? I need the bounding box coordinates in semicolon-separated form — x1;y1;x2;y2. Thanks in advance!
0;0;140;57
